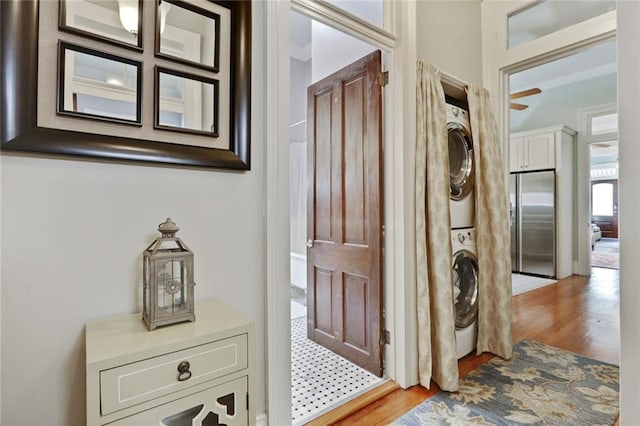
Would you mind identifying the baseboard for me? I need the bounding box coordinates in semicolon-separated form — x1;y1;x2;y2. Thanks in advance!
256;412;268;426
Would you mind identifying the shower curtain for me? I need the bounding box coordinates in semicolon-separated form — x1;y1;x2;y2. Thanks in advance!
415;61;459;391
467;85;513;360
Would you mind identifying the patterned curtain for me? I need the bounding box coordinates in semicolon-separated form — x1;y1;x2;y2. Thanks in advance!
416;61;459;391
466;85;513;360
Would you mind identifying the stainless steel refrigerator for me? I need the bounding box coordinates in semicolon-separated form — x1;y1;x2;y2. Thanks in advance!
509;170;556;278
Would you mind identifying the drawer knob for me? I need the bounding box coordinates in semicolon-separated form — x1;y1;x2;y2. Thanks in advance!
177;361;192;381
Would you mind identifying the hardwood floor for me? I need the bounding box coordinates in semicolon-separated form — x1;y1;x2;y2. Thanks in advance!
331;268;620;425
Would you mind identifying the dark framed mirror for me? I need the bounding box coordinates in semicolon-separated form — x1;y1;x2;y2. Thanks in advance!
59;0;143;50
155;67;219;136
1;0;252;170
156;0;220;72
58;42;143;125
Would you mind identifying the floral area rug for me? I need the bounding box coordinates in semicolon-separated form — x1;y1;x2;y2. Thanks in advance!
591;252;619;270
392;339;619;425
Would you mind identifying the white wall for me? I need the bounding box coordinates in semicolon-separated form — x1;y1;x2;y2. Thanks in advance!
290;57;310;257
310;19;376;83
0;7;267;426
617;2;640;421
416;0;483;86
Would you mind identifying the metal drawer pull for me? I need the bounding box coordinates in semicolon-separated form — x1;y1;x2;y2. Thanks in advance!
177;361;192;381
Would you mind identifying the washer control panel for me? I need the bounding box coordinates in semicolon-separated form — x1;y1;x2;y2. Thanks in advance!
451;228;476;249
446;104;470;126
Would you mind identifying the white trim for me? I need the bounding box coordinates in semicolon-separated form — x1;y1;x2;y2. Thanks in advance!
265;1;292;425
291;0;396;50
390;0;418;389
576;103;618;275
256;413;268;426
441;71;469;103
618;5;640;420
290;43;311;62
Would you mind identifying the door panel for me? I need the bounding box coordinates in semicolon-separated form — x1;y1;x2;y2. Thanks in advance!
524;133;555;170
314;268;333;333
307;50;383;376
343;74;367;245
344;273;368;349
591;179;618;239
313;91;334;242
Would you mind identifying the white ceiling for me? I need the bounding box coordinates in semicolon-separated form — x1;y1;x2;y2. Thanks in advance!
509;39;617;136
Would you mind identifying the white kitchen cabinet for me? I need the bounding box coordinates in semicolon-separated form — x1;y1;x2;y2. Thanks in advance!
86;299;255;426
510;128;562;172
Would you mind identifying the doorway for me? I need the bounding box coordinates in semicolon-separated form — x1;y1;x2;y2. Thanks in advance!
589;131;619;270
507;38;618;289
289;10;386;424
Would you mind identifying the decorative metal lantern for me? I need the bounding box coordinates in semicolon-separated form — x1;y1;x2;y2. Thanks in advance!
143;218;195;331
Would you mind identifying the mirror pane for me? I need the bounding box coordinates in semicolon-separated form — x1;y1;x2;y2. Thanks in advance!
59;43;141;124
156;68;219;135
157;0;219;71
60;0;141;48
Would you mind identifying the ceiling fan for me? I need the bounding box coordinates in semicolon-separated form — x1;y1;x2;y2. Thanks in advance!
510;88;542;110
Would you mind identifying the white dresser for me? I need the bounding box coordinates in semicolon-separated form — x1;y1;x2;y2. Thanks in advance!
86;299;255;426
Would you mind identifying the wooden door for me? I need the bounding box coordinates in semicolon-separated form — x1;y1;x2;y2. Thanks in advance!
591;179;619;238
306;50;383;376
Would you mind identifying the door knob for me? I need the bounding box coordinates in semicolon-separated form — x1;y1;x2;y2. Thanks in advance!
305;239;314;248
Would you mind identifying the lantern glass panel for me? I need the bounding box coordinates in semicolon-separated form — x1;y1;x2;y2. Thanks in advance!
158;239;182;251
143;255;150;317
156;260;189;316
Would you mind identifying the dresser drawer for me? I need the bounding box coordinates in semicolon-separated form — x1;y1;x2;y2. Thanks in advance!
100;333;247;415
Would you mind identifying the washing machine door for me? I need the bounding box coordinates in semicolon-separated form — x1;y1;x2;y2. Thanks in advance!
448;122;474;201
452;249;478;328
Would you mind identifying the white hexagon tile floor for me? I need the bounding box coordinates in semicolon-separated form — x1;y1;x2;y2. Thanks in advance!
290;314;386;425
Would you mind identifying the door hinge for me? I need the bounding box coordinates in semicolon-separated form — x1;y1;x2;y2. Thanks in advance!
381;329;391;345
379;71;389;87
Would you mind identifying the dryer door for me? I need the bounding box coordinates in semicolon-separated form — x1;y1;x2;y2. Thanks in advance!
452;249;478;328
448;123;474;201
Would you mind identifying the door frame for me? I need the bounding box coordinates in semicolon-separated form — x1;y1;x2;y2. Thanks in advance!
577;103;618;273
264;1;418;424
481;2;617;277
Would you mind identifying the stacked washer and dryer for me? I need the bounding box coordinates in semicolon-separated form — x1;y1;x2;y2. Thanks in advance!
446;103;479;359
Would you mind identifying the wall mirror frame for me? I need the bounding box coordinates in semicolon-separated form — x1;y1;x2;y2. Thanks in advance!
156;0;221;72
155;66;220;136
58;0;144;51
58;41;143;125
1;0;252;170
